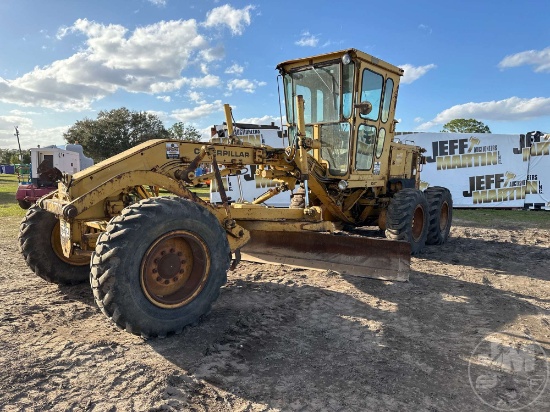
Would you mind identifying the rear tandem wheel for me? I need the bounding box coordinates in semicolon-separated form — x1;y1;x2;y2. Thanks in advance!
424;186;453;245
385;188;429;255
90;197;230;338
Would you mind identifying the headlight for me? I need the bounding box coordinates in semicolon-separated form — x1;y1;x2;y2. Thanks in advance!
338;180;348;190
342;53;352;65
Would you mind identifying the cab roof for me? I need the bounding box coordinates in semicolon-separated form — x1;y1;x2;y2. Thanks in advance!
276;48;403;77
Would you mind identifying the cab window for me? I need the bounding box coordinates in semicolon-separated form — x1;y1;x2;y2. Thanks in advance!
355;125;377;170
381;78;394;123
320;122;351;176
360;69;383;121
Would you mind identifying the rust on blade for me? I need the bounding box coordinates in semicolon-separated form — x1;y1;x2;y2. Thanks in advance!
240;230;410;281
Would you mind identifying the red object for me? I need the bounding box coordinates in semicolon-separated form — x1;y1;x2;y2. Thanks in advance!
15;184;56;209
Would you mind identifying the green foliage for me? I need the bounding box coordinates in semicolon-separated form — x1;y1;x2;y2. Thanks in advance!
64;107;169;161
0;149;30;164
441;119;491;133
168;122;202;142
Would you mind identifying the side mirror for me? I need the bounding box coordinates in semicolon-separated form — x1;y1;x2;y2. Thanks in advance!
355;101;373;116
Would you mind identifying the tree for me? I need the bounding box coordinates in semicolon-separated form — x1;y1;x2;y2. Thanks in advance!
168;122;202;142
441;119;491;133
0;149;30;164
63;108;169;161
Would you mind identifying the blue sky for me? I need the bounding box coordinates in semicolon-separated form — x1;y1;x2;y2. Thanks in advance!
1;0;549;149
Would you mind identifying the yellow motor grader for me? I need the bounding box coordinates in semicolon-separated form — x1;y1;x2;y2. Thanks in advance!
19;49;452;337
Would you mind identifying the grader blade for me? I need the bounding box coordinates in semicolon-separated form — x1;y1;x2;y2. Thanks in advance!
240;230;410;281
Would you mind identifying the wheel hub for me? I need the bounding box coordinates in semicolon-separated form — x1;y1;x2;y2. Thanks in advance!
412;205;425;242
141;230;210;309
440;202;449;231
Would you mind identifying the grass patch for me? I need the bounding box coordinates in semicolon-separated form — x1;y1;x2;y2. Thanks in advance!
0;174;211;219
453;208;550;230
4;174;545;229
0;175;26;218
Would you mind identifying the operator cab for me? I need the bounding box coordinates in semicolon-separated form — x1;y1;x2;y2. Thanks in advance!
278;49;403;180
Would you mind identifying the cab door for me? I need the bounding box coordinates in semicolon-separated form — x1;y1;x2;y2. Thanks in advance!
353;65;396;179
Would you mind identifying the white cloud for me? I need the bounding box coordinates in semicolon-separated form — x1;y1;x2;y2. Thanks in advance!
149;74;221;93
416;96;550;131
399;63;437;84
413;117;424;123
171;100;224;123
199;125;215;141
199;45;225;62
237;114;286;126
418;24;432;34
9;109;41;116
187;91;206;104
295;31;319;47
225;63;244;75
227;78;266;93
498;47;550;73
0;114;68;149
148;0;166;6
1;17;223;111
203;4;255;35
156;95;171;102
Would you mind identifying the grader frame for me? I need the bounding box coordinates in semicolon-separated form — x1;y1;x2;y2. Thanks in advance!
20;49;452;337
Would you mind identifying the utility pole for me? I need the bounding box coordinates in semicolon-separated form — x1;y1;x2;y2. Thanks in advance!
14;126;23;162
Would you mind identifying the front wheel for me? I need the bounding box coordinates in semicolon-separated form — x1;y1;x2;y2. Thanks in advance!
90;197;230;338
19;206;90;284
385;189;429;255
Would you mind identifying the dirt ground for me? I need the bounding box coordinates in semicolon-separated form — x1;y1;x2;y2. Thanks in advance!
0;215;549;411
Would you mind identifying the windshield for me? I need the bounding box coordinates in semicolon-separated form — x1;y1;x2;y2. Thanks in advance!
284;61;354;125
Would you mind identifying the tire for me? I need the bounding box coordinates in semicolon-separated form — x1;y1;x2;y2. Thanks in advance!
18;199;32;210
385;188;429;255
90;197;230;338
19;206;90;284
424;186;453;245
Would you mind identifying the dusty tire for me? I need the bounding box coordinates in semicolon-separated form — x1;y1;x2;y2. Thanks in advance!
18;199;32;210
90;197;230;338
19;206;90;284
385;188;429;255
424;187;453;245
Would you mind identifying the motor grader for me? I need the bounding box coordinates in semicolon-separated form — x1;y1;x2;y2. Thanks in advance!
19;49;452;337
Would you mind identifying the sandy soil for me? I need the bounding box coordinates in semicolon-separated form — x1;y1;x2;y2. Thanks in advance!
0;215;549;411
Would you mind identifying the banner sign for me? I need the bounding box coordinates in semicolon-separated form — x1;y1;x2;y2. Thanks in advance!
208;128;549;210
413;132;549;209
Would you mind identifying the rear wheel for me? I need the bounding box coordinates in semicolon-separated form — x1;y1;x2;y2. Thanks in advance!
385;188;429;255
424;187;453;245
19;206;90;284
90;197;230;338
